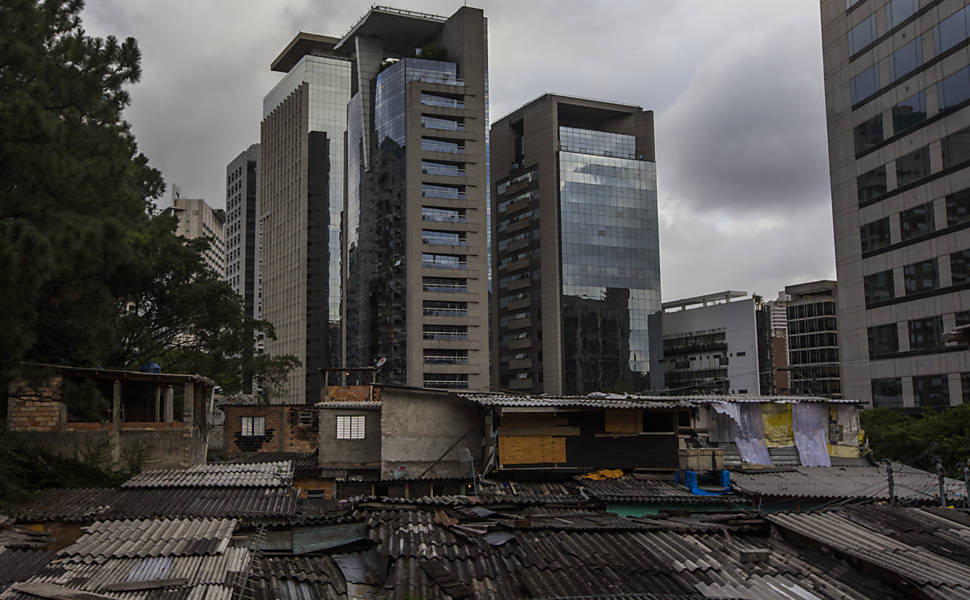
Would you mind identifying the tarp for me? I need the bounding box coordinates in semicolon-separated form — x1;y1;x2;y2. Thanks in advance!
760;404;793;447
712;402;771;465
792;402;831;467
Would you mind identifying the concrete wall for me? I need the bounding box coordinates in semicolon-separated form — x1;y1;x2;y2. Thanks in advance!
318;406;381;468
379;387;482;479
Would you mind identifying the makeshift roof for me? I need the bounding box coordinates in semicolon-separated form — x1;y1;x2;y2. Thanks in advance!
122;460;294;488
460;391;858;409
22;362;216;386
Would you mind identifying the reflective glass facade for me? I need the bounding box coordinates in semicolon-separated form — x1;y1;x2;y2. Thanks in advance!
558;127;661;393
374;58;459;148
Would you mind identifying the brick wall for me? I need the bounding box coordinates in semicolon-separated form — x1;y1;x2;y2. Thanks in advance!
8;399;62;432
325;385;381;403
285;406;319;453
224;406;281;453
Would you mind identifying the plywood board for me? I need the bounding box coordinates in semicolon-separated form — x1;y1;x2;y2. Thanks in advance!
499;435;566;464
604;410;640;434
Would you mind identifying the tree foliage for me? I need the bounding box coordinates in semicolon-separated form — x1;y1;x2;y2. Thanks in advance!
861;406;970;477
0;0;297;400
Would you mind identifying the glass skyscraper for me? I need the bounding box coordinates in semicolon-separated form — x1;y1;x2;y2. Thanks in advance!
491;95;663;394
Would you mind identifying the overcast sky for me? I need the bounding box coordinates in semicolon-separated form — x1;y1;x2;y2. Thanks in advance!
82;0;834;302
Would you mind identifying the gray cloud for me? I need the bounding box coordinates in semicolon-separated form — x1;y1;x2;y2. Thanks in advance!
81;0;835;301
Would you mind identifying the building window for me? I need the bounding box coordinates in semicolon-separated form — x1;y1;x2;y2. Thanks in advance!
941;126;970;169
860;217;891;252
937;66;970;111
913;375;950;408
424;373;469;389
952;249;970;285
868;323;899;358
904;259;939;294
893;91;927;134
854;114;883;154
958;311;970;327
872;378;903;409
889;38;922;82
857;166;887;205
864;269;895;305
849;14;877;56
887;0;918;30
299;411;312;425
934;6;969;56
947;188;970;225
241;416;265;437
851;64;880;104
336;415;365;440
908;316;944;350
895;146;930;187
899;201;934;240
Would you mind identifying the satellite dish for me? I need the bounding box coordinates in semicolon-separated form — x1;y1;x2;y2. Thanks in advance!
375;357;387;369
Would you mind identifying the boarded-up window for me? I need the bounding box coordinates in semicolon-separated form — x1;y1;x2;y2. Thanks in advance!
604;410;640;434
499;435;566;464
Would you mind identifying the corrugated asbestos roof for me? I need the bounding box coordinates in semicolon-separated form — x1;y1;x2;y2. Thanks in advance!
577;477;738;504
477;480;592;506
16;487;297;522
768;506;970;598
460;391;858;408
0;549;58;588
315;401;382;409
122;461;294;488
61;518;236;558
731;463;967;502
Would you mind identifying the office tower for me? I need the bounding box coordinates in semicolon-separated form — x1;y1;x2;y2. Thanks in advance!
821;0;970;408
662;292;761;395
338;7;490;390
260;34;351;404
766;291;791;394
225;144;260;321
784;280;841;397
160;186;226;277
491;94;663;395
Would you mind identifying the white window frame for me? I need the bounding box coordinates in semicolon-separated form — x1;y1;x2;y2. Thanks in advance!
336;415;365;440
241;415;265;437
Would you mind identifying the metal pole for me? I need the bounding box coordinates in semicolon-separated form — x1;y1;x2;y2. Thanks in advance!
936;456;946;509
885;460;895;506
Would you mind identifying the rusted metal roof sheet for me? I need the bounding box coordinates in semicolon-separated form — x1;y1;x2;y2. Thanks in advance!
460;392;858;408
122;461;293;488
731;463;966;502
61;518;236;559
15;487;297;523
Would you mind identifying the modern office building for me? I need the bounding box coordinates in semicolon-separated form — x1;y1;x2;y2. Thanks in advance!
160;186;226;278
490;94;663;395
821;0;970;408
337;6;490;390
662;292;761;396
766;291;791;394
259;33;351;404
225;144;260;321
785;280;842;397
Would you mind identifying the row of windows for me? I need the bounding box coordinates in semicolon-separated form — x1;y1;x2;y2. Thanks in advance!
788;316;838;335
423;300;467;317
421;183;465;200
789;332;838;350
422;206;466;223
850;36;922;104
424;349;469;364
422;253;467;270
423;276;467;293
848;0;918;57
871;375;961;409
864;250;970;306
496;169;536;196
422;324;468;340
422;229;466;246
857;126;970;205
867;315;954;357
424;373;468;389
861;188;970;253
787;301;836;320
790;348;839;365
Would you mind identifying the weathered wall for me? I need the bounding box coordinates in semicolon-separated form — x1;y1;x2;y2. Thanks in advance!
224;405;319;455
326;385;381;403
8;399;63;432
10;425;192;470
380;388;482;479
318;407;381;467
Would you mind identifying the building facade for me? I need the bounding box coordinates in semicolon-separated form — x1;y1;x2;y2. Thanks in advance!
259;34;351;405
490;95;663;395
160;187;226;278
821;0;970;407
785;280;842;397
338;7;490;390
662;292;761;395
225;145;260;321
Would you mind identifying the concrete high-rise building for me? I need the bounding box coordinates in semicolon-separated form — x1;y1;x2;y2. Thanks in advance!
161;186;226;278
338;6;490;390
766;291;791;394
225;144;260;321
490;95;663;394
821;0;970;408
784;280;841;397
662;292;761;396
260;34;351;404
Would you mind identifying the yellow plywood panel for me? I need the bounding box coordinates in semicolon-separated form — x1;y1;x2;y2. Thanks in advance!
761;404;793;447
499;435;566;465
604;410;640;434
828;444;861;458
